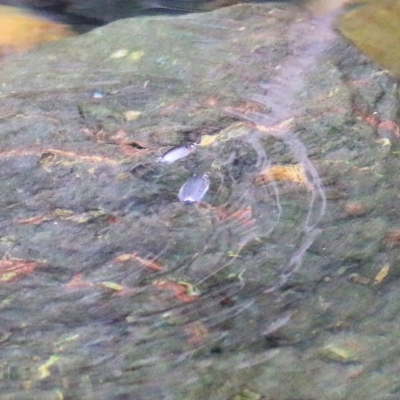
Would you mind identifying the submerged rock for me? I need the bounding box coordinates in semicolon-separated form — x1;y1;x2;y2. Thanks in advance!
0;3;399;400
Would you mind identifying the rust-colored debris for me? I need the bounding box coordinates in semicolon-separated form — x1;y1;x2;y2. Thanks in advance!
118;144;146;158
110;129;142;147
109;129;152;157
184;321;209;344
225;101;268;117
114;253;165;271
16;214;51;225
64;274;134;295
228;206;255;227
0;255;41;282
351;100;380;128
253;164;313;190
43;149;122;166
152;279;200;302
378;120;400;137
344;202;368;217
201;95;221;107
64;273;94;290
351;100;400;141
0;148;122;167
156;100;201;117
16;209;107;226
385;230;400;246
213;205;256;228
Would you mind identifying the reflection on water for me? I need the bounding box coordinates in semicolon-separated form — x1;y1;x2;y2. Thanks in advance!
109;120;326;394
133;7;335;396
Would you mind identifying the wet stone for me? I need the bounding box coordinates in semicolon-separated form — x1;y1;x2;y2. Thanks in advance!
0;2;399;400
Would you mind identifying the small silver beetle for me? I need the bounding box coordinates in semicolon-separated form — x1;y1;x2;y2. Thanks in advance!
157;143;197;164
178;173;210;205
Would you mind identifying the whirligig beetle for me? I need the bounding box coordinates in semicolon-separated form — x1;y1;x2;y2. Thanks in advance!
178;173;210;204
157;143;197;164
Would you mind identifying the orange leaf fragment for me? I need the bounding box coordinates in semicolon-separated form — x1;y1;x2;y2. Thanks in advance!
115;253;165;271
254;164;313;190
114;254;133;262
0;5;75;55
153;279;200;302
0;255;41;282
64;273;94;290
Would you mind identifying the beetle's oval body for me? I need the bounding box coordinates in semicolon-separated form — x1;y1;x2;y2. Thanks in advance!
158;143;197;164
178;174;210;205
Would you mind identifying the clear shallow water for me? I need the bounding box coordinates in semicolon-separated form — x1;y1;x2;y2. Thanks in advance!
0;3;399;399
